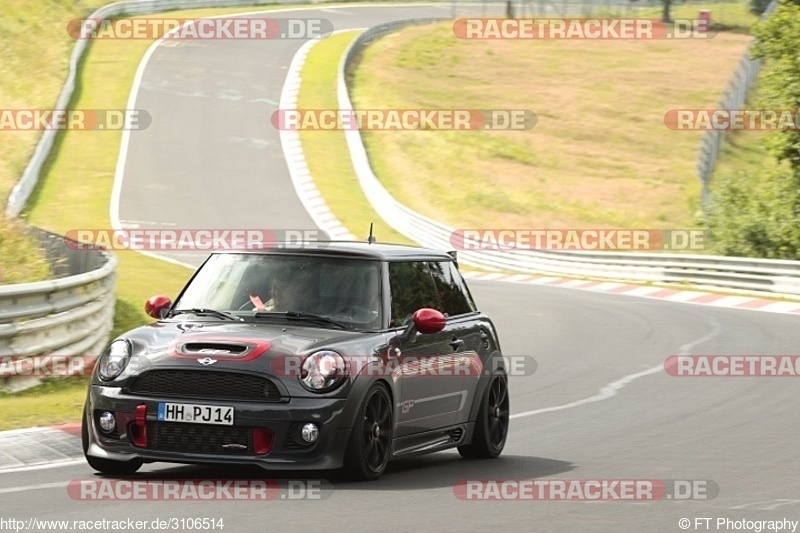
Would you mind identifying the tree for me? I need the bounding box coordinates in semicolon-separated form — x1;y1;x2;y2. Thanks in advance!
706;169;800;259
662;0;673;23
751;0;800;176
705;0;800;258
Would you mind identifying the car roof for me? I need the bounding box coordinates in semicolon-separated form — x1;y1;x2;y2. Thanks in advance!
212;241;455;261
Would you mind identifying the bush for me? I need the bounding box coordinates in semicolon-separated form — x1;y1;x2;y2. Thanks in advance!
751;0;800;173
706;169;800;259
707;0;800;259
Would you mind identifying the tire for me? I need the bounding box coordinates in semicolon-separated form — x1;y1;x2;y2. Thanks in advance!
82;405;143;476
458;372;509;459
343;382;393;481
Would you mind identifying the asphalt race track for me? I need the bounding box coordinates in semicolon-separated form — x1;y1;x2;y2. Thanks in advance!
3;5;799;533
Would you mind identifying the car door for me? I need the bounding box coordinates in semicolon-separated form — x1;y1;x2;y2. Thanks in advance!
388;261;464;437
428;260;487;427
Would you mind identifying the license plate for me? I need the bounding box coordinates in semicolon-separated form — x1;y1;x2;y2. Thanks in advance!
157;402;234;426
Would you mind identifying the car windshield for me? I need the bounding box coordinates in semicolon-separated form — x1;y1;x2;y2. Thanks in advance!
172;253;383;330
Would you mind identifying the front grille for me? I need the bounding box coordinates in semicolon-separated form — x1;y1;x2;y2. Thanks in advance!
146;422;253;454
128;370;282;401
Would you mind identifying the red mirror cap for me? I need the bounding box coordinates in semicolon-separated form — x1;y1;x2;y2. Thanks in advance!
145;295;171;319
412;308;446;334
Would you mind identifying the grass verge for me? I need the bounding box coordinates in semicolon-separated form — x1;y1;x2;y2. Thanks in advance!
348;22;753;230
0;0;115;205
0;216;50;283
598;3;759;32
0;378;89;431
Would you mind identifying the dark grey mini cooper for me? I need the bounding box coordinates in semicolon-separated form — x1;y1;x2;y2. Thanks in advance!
83;242;509;480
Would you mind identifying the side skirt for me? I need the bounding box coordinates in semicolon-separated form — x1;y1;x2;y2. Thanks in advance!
390;423;473;460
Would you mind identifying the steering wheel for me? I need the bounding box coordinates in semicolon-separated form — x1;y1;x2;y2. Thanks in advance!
339;306;379;323
238;296;269;311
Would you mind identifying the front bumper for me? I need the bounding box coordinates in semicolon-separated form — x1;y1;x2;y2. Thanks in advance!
85;385;352;470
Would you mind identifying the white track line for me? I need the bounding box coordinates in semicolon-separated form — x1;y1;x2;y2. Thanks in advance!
0;482;70;495
278;31;359;240
0;459;85;475
510;318;722;420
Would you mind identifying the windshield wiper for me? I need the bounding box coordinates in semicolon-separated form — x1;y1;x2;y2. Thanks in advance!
170;308;243;322
252;311;350;330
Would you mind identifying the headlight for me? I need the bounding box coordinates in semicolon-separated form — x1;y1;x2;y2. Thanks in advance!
300;350;346;392
98;340;132;381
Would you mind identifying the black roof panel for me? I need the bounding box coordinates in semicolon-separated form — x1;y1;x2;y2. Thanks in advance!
211;241;454;261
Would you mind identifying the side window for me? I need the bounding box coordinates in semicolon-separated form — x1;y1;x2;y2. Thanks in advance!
388;261;441;327
428;261;477;316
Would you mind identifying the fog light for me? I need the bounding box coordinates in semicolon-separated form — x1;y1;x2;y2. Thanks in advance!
301;423;319;443
98;411;116;433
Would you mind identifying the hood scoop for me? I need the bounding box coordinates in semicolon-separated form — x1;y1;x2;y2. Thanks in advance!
177;342;251;357
184;342;247;354
169;335;272;362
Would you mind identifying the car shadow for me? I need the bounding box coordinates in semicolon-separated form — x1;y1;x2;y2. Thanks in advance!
108;452;575;491
349;453;576;491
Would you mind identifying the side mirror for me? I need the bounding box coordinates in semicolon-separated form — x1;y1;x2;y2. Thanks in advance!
413;308;447;334
145;295;172;319
397;308;446;344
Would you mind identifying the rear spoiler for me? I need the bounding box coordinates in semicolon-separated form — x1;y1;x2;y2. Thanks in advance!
447;250;458;267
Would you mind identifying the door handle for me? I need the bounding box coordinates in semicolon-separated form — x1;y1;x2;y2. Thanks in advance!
449;338;465;350
480;330;490;348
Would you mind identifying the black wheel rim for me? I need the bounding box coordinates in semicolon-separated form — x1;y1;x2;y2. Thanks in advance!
362;389;392;472
487;377;509;450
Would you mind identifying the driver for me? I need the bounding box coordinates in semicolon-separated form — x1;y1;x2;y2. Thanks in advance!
248;267;317;313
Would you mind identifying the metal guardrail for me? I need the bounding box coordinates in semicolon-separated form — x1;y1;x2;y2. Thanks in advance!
339;18;800;297
696;0;778;207
449;0;646;18
451;0;753;22
0;229;117;392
